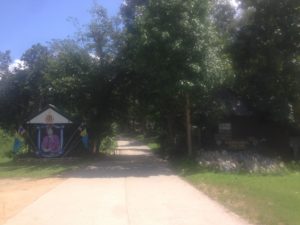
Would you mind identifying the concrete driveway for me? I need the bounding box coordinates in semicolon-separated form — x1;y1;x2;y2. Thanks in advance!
4;138;251;225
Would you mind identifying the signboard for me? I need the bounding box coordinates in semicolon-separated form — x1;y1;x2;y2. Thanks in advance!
45;114;54;124
27;106;72;124
219;123;231;131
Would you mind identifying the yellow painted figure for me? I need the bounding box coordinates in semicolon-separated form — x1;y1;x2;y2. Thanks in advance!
79;125;89;150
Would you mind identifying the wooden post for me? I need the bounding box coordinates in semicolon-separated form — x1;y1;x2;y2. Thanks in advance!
60;126;64;152
186;93;192;157
37;126;41;152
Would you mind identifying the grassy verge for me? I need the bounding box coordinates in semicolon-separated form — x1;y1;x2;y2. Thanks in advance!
0;129;13;159
174;159;300;225
0;129;87;179
0;158;87;179
135;134;161;153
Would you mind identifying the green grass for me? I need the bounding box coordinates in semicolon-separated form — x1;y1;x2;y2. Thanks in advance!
134;134;161;152
0;129;88;179
0;158;85;178
175;160;300;225
148;142;160;151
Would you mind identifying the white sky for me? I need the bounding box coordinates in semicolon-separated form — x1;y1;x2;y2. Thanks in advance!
8;59;26;72
230;0;240;8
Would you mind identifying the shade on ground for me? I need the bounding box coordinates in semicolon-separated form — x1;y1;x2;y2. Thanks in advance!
3;138;252;225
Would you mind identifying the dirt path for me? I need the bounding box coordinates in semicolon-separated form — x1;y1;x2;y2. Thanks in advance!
0;178;63;224
3;137;252;225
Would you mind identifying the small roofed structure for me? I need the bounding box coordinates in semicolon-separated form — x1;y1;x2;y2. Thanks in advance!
27;104;72;157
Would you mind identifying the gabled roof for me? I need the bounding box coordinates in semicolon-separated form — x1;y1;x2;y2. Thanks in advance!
27;104;72;124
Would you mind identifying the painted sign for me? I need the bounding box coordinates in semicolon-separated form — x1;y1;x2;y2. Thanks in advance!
28;108;72;124
219;123;232;131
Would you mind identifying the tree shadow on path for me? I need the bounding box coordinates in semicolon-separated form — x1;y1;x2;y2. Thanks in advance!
60;138;174;179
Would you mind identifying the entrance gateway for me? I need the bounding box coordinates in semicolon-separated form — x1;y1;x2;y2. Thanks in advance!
27;104;72;157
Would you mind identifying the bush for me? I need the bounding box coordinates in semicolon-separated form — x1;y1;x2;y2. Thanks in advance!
98;122;118;154
197;150;286;174
0;129;14;159
99;136;117;154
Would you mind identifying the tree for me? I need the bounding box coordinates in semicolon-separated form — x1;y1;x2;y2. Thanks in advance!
46;38;118;151
84;3;123;62
119;0;232;155
231;0;300;122
121;0;148;27
0;68;30;128
0;4;122;150
21;43;51;110
0;1;235;156
0;50;11;78
211;0;236;35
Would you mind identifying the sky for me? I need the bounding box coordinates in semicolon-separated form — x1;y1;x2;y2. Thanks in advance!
0;0;123;60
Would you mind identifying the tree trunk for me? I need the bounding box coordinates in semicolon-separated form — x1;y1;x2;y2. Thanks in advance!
185;93;192;156
167;114;175;146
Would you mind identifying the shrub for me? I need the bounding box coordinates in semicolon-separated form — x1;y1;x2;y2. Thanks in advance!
99;136;117;154
0;129;14;159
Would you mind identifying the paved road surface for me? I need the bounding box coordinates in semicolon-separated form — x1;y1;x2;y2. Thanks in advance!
4;138;251;225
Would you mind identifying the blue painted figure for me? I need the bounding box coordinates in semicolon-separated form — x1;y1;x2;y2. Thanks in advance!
13;126;25;154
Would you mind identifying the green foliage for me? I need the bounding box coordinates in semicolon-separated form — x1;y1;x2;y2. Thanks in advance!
0;13;119;142
110;122;119;136
147;142;160;152
86;3;123;60
117;0;233;153
0;129;13;159
134;134;160;152
0;44;52;128
231;0;300;122
46;40;98;113
121;0;148;27
211;0;236;35
99;136;117;153
98;123;118;153
0;50;11;77
0;0;299;158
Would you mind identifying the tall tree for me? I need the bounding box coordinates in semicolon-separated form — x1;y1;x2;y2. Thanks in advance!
120;0;232;155
121;0;148;27
21;43;51;110
84;3;123;62
231;0;300;122
211;0;236;35
0;50;11;78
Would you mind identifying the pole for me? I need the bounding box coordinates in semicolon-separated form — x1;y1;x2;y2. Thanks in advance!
37;126;41;153
186;93;192;157
60;126;64;150
62;125;81;157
